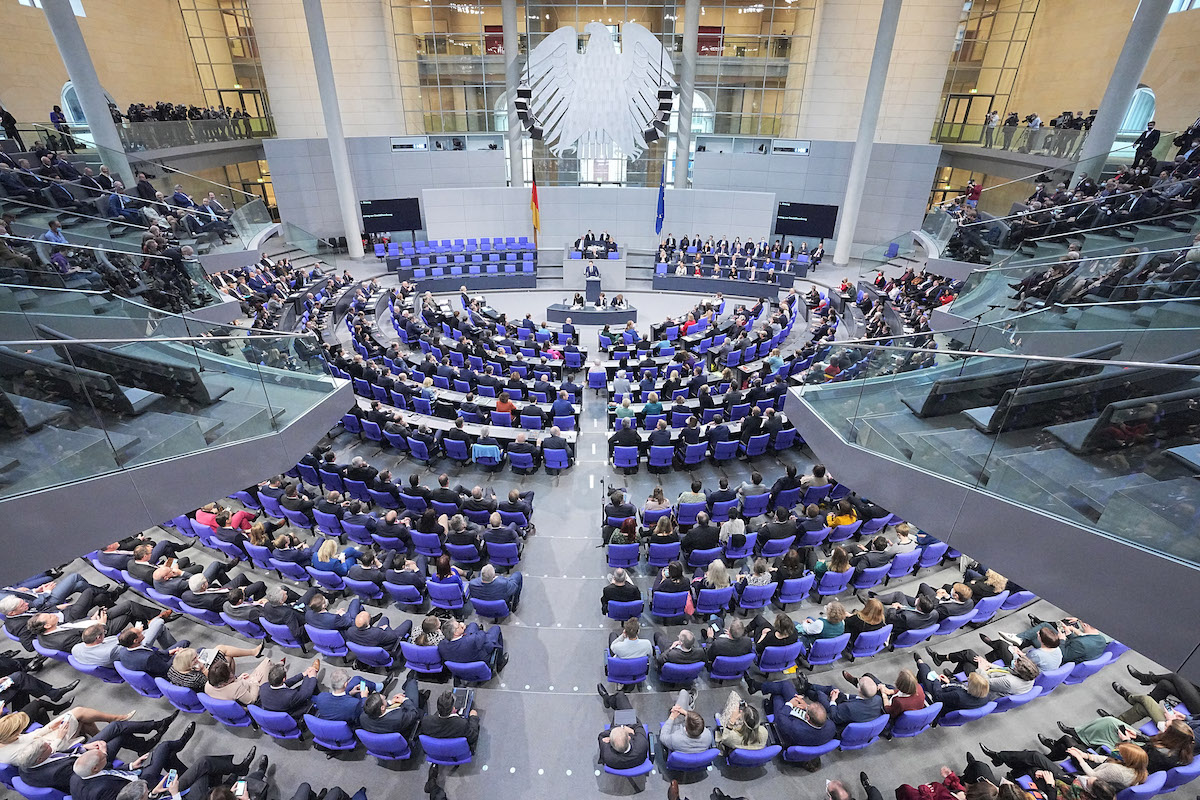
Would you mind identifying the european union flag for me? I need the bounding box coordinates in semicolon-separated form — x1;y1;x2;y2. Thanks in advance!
655;165;665;236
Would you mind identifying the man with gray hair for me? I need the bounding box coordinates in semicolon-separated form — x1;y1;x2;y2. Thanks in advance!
260;584;320;645
179;567;266;614
467;564;523;612
505;430;539;473
71;608;178;667
653;629;704;670
600;567;641;614
595;686;651;770
310;667;381;723
540;425;573;469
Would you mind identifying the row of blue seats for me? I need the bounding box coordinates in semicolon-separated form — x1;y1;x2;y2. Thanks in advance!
396;263;537;278
377;237;534;256
610;431;800;470
395;251;536;265
568;250;621;259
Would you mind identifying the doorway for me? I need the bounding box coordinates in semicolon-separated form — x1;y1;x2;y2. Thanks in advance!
216;89;273;136
936;93;994;144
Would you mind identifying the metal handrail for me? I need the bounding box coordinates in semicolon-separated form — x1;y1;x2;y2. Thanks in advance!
808;340;1200;373
3;196;150;233
969;132;1168;197
957;242;1192;274
961;177;1200;228
1026;206;1199;241
4;234;174;261
0;333;317;345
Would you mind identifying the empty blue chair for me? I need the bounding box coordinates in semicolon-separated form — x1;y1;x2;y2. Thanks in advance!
199;694;254;727
850;564;891;592
695;585;734;615
269;557;310;582
1064;651;1114;685
838;715;889;750
156;677;205;713
429;580;467;613
773;486;802;510
968;591;1009;625
883;550;920;583
471;598;511;623
346;641;394;669
613;446;639;472
665;745;721;772
759;535;796;559
737;581;776;611
938;700;997;727
249;705;303;740
814;569;853;599
358;729;414;761
659;660;705;685
383;582;424;609
827;522;861;545
711;439;738;463
804;633;851;666
777;574;815;607
676;501;707;526
305;624;349;658
400;642;443;675
1001;590;1038;610
304;714;358;751
1115;772;1166;800
445;660;493;684
688;547;724;570
650;591;689;622
915;541;949;571
782;738;840;765
607;543;640;569
888;702;942;738
726;743;782;767
115;662;164;698
890;624;938;651
607;600;644;621
282;508;314;530
259;619;305;651
411;531;444;559
741;493;770;519
758;641;803;673
605;653;651;687
935;610;977;636
648;541;681;568
847;624;893;660
709;652;756;682
993;685;1042;713
420;735;472;766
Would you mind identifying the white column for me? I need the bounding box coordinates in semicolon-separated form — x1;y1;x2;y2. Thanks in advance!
673;0;701;189
501;0;524;188
40;0;134;187
301;0;364;258
1071;0;1172;187
831;0;902;267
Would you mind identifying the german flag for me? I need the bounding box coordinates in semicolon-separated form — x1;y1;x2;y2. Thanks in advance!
530;171;540;248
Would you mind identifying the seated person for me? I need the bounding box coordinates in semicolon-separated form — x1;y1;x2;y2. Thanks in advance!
912;654;992;713
608;617;653;659
594;685;651;769
437;618;508;672
358;674;424;735
419;690;480;752
344;610;413;658
600;568;642;614
714;690;769;753
204;655;280;705
762;677;837;748
310;668;379;722
873;581;974;621
997;615;1109;666
257;659;322;716
468;564;523;612
658;689;714;754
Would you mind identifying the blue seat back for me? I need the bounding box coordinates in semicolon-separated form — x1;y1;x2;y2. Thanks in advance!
848;624;893;658
650;590;689;620
605;654;650;685
757;641;803;672
358;729;414;760
804;633;851;665
889;703;943;738
838;714;889;750
419;735;472;765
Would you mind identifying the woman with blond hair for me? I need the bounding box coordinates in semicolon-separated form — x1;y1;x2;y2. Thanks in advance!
797;600;847;654
844;598;886;645
691;558;730;598
981;741;1148;792
0;705;136;765
167;642;265;691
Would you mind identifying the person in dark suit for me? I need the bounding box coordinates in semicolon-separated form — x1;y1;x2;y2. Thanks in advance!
761;678;837;748
705;415;731;449
344;610;413;658
258;659;321;716
676;417;702;459
347;550;393;586
805;675;885;728
419;690;480;751
681;513;719;557
359;676;424;734
702;618;753;664
1132;121;1161;169
874;582;974;621
608;417;641;457
304;593;360;632
594;686;651;770
262;586;320;644
437;618;507;671
539;426;573;464
115;624;185;679
181;571;266;614
913;655;992;712
310;669;374;723
878;592;939;636
646;419;672;449
604;490;637;522
28;600;160;653
600;568;642;614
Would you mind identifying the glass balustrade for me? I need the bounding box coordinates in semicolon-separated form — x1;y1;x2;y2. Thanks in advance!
0;284;339;501
8;116;274;154
797;333;1200;567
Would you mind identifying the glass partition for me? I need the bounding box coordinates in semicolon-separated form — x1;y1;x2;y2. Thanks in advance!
0;301;338;500
797;338;1200;567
